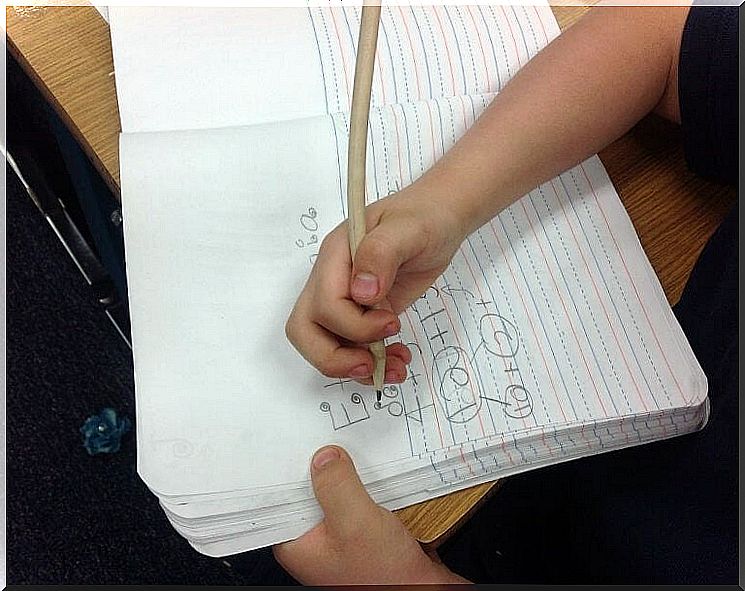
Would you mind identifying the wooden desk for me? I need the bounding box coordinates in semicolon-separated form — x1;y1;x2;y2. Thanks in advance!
7;5;736;552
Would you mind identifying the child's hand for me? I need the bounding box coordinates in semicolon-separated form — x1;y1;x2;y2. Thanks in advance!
273;445;470;585
285;185;466;383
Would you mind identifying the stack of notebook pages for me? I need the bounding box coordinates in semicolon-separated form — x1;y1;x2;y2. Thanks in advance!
109;5;708;556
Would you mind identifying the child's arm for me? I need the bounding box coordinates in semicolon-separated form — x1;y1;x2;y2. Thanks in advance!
285;6;690;385
423;6;688;238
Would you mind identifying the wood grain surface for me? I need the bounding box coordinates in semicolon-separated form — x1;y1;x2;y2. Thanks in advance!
7;6;121;195
7;4;736;552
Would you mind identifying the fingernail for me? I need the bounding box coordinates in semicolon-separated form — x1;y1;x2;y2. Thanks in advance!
352;272;379;300
383;322;399;337
313;447;340;469
349;364;371;378
385;369;404;383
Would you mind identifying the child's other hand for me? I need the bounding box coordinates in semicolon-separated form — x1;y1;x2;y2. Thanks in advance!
285;185;465;384
273;445;469;585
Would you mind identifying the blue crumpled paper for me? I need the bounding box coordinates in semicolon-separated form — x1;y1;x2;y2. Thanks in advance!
80;408;131;455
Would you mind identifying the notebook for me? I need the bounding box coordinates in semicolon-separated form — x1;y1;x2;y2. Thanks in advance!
109;5;708;556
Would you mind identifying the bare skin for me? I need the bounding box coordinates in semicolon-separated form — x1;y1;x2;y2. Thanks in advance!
273;446;470;585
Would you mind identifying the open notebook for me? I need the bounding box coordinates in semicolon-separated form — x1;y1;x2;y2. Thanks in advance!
110;5;708;556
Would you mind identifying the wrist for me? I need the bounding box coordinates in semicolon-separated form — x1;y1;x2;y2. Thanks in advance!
413;158;510;240
408;173;477;246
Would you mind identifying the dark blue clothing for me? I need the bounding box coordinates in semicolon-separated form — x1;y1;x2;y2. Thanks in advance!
680;7;738;184
441;7;738;584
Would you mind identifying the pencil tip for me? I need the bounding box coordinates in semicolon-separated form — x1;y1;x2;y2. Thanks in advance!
376;389;382;403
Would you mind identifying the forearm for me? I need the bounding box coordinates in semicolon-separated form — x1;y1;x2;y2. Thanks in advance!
416;7;689;236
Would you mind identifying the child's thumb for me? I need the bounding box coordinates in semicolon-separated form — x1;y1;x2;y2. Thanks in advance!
310;446;378;538
350;218;423;306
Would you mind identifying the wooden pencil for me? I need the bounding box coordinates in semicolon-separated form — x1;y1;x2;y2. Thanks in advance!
347;4;385;400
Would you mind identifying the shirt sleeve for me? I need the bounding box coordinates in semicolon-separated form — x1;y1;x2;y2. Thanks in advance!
678;6;738;186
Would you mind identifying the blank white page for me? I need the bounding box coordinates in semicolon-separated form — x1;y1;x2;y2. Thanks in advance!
121;117;421;497
110;7;329;133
